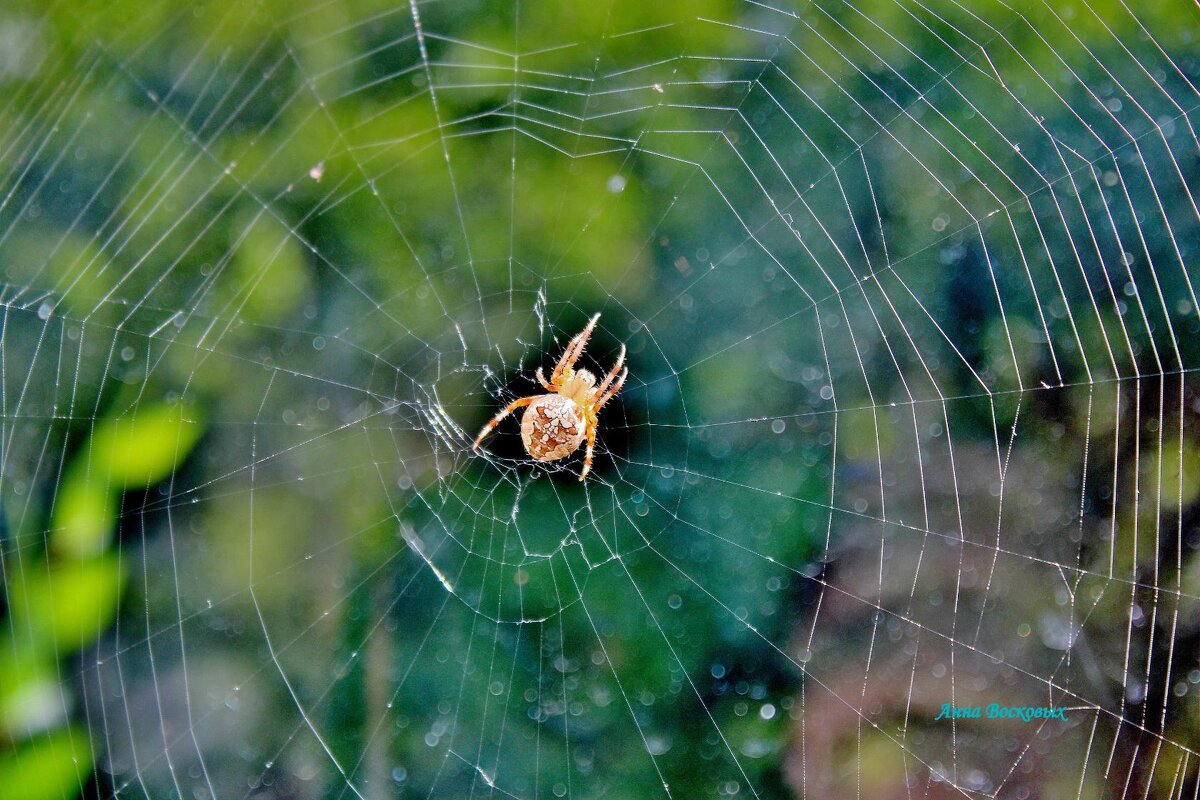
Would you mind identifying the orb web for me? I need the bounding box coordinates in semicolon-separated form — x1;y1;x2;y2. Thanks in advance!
1;1;1198;799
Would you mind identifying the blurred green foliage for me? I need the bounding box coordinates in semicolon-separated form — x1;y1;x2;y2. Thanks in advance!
0;729;93;800
0;0;1197;798
0;403;202;798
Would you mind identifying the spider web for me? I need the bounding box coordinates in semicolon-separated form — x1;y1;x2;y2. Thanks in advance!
2;0;1200;798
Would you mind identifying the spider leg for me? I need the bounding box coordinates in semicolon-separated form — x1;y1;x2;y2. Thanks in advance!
535;367;554;391
550;312;601;384
595;368;628;411
595;343;626;396
578;416;598;481
472;395;536;451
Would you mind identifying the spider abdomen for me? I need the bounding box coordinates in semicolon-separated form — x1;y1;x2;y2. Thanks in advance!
520;394;586;461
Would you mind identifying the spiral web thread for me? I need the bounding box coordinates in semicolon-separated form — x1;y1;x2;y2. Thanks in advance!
1;1;1199;798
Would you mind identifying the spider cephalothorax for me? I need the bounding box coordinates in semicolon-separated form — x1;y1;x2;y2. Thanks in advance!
472;314;627;481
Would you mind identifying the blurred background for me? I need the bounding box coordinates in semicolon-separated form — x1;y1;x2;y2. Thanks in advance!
0;0;1198;798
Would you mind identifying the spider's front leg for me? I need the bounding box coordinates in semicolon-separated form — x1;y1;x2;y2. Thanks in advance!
473;395;535;451
596;344;626;397
596;367;628;411
551;313;601;384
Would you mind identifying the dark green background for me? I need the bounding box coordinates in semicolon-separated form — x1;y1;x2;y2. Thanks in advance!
1;1;1198;798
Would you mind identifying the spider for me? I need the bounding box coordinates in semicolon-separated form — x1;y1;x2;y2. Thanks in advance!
472;313;627;481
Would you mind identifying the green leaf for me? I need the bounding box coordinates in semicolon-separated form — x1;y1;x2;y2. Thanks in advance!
88;403;203;489
11;557;126;655
231;212;310;324
0;638;67;738
49;468;118;560
0;728;92;800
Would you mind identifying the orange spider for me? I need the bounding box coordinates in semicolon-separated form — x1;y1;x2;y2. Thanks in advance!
472;313;627;481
